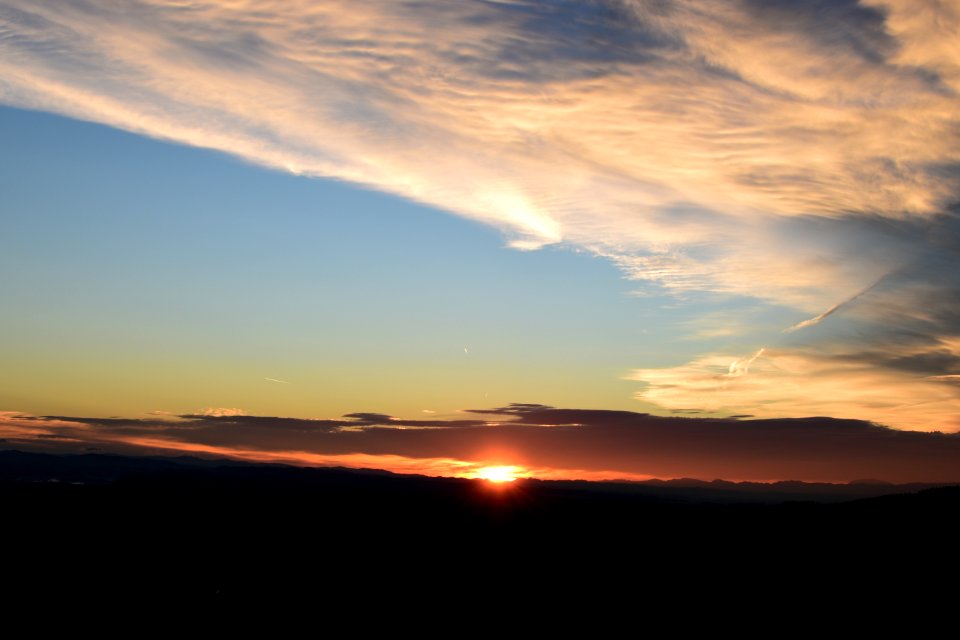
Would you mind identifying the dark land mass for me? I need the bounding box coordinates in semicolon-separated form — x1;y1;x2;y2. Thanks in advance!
3;450;958;602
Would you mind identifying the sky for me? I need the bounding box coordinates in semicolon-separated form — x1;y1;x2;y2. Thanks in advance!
2;0;960;482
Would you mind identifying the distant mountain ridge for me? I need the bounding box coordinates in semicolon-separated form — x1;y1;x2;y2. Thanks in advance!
3;447;959;599
2;448;954;505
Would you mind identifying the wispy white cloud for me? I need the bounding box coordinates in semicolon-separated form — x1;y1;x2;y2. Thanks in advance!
1;2;956;261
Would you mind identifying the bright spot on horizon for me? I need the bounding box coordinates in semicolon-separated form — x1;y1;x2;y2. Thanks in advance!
472;465;525;483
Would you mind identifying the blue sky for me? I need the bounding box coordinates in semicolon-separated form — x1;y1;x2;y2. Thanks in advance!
3;104;729;418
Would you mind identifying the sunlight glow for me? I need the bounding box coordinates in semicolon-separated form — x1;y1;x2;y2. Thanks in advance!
472;465;525;483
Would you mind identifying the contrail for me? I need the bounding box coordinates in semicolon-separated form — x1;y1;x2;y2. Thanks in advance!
927;375;960;382
784;280;882;333
727;347;765;376
264;377;291;384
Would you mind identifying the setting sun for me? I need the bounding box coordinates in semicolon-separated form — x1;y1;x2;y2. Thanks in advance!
473;465;524;483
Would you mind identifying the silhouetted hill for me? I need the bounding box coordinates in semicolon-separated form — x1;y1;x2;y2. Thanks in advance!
2;449;958;600
0;449;948;502
0;449;240;482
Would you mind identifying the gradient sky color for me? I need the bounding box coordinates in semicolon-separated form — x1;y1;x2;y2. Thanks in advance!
2;0;959;481
2;105;715;418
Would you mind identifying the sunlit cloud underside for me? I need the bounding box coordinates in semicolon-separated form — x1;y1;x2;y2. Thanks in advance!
4;405;960;483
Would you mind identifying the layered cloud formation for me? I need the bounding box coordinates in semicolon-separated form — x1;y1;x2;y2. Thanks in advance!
3;405;960;483
2;1;958;427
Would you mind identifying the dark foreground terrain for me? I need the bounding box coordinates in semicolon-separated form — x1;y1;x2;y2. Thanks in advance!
3;450;958;602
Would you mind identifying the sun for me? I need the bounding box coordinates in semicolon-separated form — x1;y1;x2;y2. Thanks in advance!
473;465;523;483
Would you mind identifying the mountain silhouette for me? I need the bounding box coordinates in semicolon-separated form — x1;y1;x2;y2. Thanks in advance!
2;449;957;600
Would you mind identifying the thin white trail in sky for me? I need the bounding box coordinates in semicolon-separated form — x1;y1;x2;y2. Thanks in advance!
728;347;765;376
264;377;291;384
784;280;882;333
